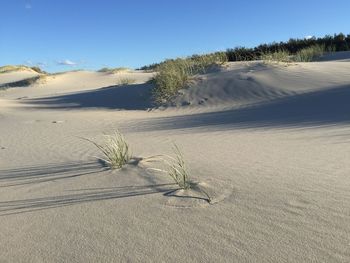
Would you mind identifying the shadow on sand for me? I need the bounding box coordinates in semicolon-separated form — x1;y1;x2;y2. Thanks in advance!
23;83;154;110
134;84;350;131
0;161;106;187
0;184;176;216
0;161;178;216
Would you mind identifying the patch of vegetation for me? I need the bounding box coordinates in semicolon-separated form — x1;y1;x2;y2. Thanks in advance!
142;144;212;203
0;65;46;74
140;33;350;70
261;49;292;63
152;52;227;104
98;67;130;74
82;131;131;169
30;66;47;74
0;75;47;90
118;77;136;85
294;44;326;62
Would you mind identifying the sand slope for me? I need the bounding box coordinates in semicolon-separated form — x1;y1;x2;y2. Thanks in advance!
1;58;350;262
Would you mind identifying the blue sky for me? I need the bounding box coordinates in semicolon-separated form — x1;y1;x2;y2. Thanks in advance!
1;0;349;72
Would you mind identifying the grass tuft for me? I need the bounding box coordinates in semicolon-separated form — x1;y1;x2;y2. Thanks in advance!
118;77;136;85
152;52;227;105
293;44;326;62
167;144;191;189
261;49;292;63
98;67;130;74
141;144;212;203
0;65;46;74
82;131;131;169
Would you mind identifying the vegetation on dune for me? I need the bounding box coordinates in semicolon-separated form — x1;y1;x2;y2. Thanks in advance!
293;44;333;62
140;33;350;70
261;49;292;63
82;130;213;203
261;44;333;63
0;75;48;90
98;67;130;74
142;144;212;203
83;131;132;169
152;52;227;104
141;33;349;105
0;65;46;74
118;77;136;85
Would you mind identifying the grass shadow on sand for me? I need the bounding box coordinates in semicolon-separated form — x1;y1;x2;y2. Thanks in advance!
0;161;106;187
22;83;154;110
0;183;176;216
0;162;180;216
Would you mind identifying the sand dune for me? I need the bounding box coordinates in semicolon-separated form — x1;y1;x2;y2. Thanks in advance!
1;57;350;262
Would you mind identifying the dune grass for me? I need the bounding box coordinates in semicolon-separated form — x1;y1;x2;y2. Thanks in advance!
118;77;136;85
152;52;227;104
294;44;327;62
0;65;46;74
261;49;292;63
260;44;335;63
142;144;212;203
164;144;191;189
0;75;48;90
82;131;131;169
98;67;130;74
81;133;212;202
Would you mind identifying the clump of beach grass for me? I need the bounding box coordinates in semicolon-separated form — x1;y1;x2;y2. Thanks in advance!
142;144;212;203
118;77;136;85
98;67;130;74
0;75;48;90
0;65;46;74
82;131;131;169
152;52;227;104
293;44;326;62
165;144;191;189
261;49;292;63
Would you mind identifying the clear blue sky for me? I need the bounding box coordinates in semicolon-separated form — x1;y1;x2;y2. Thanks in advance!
1;0;349;72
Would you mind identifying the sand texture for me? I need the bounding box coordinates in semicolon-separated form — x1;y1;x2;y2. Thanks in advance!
1;56;350;262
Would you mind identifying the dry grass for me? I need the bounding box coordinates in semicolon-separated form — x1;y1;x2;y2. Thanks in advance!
0;65;46;74
0;75;48;90
98;67;130;74
118;77;136;85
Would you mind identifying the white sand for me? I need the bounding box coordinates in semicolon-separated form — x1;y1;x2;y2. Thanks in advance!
1;57;350;262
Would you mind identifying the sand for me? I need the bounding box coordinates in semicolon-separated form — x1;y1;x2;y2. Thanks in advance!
1;56;350;262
